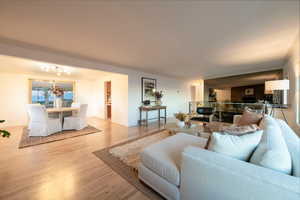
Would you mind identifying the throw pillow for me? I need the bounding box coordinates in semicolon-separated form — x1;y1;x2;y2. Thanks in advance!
207;122;227;133
221;124;260;135
250;116;292;175
238;108;263;126
205;123;260;149
205;122;227;149
207;130;263;161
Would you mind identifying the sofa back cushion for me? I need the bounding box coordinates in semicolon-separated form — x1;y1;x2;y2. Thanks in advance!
208;130;263;161
250;116;292;175
238;109;263;126
276;119;300;177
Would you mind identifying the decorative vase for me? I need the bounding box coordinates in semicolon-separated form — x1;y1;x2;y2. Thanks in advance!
176;120;185;128
155;99;162;106
54;97;63;108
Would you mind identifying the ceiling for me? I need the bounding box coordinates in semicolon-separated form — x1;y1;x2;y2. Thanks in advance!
205;69;283;88
0;55;111;80
0;1;299;79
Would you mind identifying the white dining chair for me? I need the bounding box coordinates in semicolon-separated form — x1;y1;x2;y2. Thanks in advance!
71;102;81;108
27;103;41;130
63;104;88;130
70;102;81;117
27;104;62;136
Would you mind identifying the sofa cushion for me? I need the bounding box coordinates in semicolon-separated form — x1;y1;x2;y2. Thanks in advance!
208;130;263;161
250;116;292;175
276;119;300;177
139;164;180;200
140;133;207;186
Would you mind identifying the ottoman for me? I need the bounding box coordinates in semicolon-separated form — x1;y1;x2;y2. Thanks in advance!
138;133;207;200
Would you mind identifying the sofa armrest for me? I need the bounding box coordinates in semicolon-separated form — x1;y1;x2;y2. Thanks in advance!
180;146;300;200
233;115;242;124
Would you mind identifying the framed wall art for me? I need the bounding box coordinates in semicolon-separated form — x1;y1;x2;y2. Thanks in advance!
141;77;157;103
245;88;254;96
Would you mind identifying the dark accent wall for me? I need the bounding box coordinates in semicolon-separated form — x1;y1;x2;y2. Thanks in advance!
204;69;283;88
231;84;265;102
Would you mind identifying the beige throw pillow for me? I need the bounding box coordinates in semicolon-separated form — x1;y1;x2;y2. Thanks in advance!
205;124;260;149
221;124;260;135
238;109;263;126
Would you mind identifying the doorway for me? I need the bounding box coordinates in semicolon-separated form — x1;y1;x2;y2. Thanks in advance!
104;81;112;120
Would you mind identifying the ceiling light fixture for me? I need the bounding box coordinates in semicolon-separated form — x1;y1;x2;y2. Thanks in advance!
41;65;71;76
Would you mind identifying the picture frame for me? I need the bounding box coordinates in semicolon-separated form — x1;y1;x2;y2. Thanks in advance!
141;77;157;103
245;88;254;96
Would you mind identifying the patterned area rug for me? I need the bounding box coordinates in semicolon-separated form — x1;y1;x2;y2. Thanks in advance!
93;130;170;200
19;125;101;148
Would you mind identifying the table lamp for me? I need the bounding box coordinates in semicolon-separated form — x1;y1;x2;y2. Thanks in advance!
265;79;289;123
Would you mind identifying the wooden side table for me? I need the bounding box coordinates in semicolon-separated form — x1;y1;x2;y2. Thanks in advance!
139;106;167;126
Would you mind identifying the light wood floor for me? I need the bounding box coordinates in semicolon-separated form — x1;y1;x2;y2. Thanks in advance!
0;117;166;200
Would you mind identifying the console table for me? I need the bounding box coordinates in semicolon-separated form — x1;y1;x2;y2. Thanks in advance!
139;106;167;126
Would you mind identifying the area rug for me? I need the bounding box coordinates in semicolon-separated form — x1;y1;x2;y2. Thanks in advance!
93;130;170;200
19;125;101;148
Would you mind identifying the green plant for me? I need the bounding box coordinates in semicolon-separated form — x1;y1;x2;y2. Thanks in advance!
51;86;64;97
174;112;187;121
154;90;163;100
0;120;10;138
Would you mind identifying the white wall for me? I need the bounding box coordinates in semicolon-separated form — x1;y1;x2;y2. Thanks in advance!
91;79;105;119
0;41;198;127
128;71;193;126
0;73;28;126
91;71;192;127
76;79;99;117
77;70;188;127
0;69;191;128
283;35;300;135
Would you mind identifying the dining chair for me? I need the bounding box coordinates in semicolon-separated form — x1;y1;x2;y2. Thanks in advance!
63;104;88;130
27;103;41;129
27;104;62;136
69;102;81;117
71;102;81;108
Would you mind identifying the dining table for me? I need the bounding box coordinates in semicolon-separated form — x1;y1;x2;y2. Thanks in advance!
46;107;79;125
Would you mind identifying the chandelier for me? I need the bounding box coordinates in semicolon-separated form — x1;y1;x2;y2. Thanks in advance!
41;66;71;76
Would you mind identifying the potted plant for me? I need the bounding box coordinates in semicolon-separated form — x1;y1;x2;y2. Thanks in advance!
51;87;64;108
174;112;186;128
0;120;10;138
154;90;163;106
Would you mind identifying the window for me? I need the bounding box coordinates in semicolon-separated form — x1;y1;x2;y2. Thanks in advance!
30;79;75;108
55;81;74;107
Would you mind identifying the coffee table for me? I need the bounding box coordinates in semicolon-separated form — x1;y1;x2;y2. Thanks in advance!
165;122;211;139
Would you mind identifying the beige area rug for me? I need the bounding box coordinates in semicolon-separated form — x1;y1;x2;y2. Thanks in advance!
93;130;170;200
19;125;101;148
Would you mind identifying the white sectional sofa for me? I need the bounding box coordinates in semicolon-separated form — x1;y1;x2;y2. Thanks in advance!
138;119;300;200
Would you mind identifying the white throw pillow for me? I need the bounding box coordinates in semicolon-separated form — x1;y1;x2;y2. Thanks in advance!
208;130;263;161
250;116;292;175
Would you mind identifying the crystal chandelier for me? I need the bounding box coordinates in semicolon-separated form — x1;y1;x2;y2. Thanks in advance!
41;66;71;76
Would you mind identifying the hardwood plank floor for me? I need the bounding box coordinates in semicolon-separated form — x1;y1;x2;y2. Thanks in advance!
0;117;166;200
